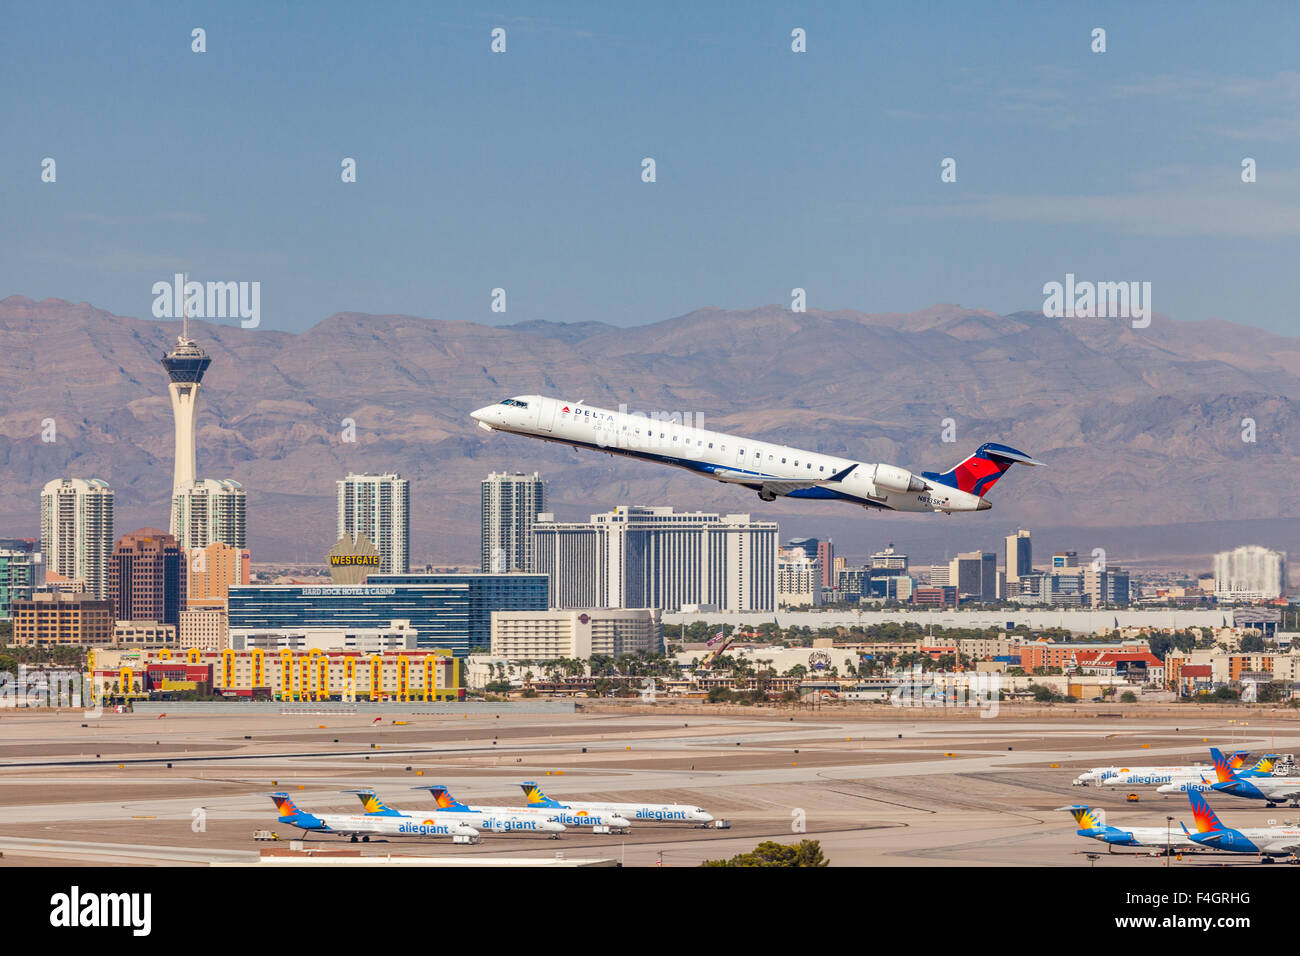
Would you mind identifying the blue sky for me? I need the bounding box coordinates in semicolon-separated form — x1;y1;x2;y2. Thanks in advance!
4;1;1300;334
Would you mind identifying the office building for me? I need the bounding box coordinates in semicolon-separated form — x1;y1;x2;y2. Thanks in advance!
186;541;251;608
1052;551;1079;570
1084;566;1131;607
109;528;187;628
337;473;410;574
913;585;956;607
11;592;114;646
481;471;546;573
113;621;177;646
870;543;908;572
40;477;114;600
778;550;822;608
0;549;39;621
230;619;417;653
227;573;548;656
180;606;230;652
533;505;778;612
172;478;246;550
1214;546;1287;602
1005;529;1032;585
949;552;997;602
490;608;662;659
787;537;834;588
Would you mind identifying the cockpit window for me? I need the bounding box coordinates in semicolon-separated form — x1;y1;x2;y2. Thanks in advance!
499;398;529;408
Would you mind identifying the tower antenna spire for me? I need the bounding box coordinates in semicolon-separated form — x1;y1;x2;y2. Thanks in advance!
182;271;189;342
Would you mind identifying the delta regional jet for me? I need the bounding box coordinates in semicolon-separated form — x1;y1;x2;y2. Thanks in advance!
471;395;1043;514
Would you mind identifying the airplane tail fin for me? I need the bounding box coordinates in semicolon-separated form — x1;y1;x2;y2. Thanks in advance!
521;781;563;808
1188;789;1225;833
267;792;303;818
921;442;1044;497
1058;805;1104;829
1243;754;1278;776
1210;747;1240;784
341;788;402;816
411;785;470;812
1228;750;1251;769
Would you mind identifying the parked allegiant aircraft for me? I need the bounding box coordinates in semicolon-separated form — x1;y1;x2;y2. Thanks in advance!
265;792;480;843
1157;754;1281;795
1181;789;1300;859
344;788;566;837
418;784;631;831
1075;750;1248;787
1100;752;1272;788
1206;748;1300;808
521;781;714;825
471;396;1043;514
1058;805;1195;852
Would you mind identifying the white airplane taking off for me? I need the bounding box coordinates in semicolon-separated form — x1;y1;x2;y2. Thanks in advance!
471;396;1043;514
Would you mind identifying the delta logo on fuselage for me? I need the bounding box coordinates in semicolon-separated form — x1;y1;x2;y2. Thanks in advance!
399;821;452;835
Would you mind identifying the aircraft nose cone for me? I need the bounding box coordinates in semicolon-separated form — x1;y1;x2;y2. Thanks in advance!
470;405;490;421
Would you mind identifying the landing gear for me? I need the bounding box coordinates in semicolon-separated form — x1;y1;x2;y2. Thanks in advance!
1267;802;1278;808
362;835;370;842
350;835;358;843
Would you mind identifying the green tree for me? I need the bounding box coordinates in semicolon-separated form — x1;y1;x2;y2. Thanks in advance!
702;839;829;867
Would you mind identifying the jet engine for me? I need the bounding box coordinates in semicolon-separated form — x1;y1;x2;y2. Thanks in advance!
871;464;928;493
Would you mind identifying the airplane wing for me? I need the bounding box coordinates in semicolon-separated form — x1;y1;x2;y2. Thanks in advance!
708;463;858;493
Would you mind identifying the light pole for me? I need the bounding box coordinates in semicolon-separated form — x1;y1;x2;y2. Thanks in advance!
1165;816;1174;866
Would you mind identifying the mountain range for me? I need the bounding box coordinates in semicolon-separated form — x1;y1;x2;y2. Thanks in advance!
1;294;1297;571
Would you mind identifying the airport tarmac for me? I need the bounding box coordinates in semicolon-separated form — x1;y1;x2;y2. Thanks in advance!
1;706;1297;867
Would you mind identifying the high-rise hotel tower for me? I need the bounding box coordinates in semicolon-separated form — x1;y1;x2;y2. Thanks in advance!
337;473;410;575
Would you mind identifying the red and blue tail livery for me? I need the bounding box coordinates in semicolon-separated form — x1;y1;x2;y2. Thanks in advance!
921;443;1045;497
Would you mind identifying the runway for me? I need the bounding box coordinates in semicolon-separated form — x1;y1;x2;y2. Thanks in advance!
1;706;1295;866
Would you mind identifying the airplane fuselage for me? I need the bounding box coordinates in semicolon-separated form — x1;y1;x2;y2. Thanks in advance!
538;799;713;824
471;395;987;514
280;812;480;840
449;803;631;829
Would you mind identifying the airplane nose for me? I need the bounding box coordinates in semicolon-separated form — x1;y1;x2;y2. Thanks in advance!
470;405;489;421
